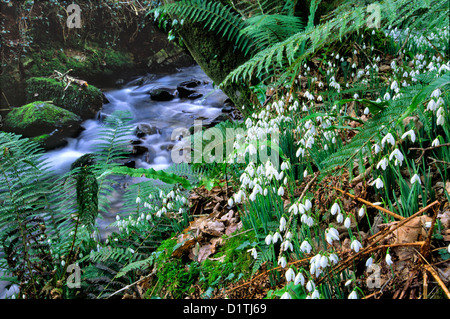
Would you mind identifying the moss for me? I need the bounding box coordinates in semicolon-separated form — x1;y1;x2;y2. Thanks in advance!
4;101;81;136
25;77;103;119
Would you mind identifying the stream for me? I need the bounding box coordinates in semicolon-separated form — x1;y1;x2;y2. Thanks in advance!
0;65;229;299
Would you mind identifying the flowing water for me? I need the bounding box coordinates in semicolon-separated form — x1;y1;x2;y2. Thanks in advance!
0;65;229;298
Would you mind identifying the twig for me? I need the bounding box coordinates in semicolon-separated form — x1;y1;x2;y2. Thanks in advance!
423;264;450;299
423;269;428;299
420;201;440;260
108;269;156;298
332;186;405;220
409;143;450;162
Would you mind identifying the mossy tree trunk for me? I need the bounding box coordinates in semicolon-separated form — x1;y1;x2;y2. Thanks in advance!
176;21;254;112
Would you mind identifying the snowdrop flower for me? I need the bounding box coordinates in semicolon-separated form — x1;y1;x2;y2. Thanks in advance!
280;292;292;299
345;279;353;287
281;162;289;171
372;143;381;154
350;239;363;253
303;169;308;178
136;197;142;204
331;202;341;216
389;148;404;166
385;252;393;266
410;174;421;185
279;216;287;232
426;99;436;111
328;253;339;264
304;199;312;211
247;248;258;259
337;213;344;224
348;290;358;299
377;157;389;171
278;256;287;268
227;197;234;207
319;254;329;268
285;268;295;282
371;177;384;189
289;203;299;215
430;88;441;98
448;244;450;254
365;257;373;268
246;143;257;156
294;272;305;286
383;92;391;100
364;107;370;115
432;138;440;147
265;234;273;245
401;130;416;143
272;232;282;243
306;280;315;292
390;80;398;91
311;289;320;299
325;227;340;244
278;186;285;197
437;114;445;126
344;216;351;229
358;206;365;217
300;240;312;254
381;133;395;147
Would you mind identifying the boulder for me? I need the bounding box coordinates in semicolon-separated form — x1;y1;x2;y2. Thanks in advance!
3;101;83;149
149;88;177;101
25;77;103;120
179;78;202;88
177;85;197;99
187;93;203;100
135;123;161;137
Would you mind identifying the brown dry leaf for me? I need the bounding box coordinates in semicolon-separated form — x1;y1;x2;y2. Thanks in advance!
200;219;225;237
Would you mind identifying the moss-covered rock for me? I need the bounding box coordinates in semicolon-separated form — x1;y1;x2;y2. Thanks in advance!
3;101;82;149
25;77;103;120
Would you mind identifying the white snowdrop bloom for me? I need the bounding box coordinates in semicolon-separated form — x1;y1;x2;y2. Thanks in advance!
390;80;398;90
371;177;384;189
348;290;358;299
447;243;450;254
432;138;440;147
389;148;404;166
377;157;389;171
305;216;315;227
285;268;295;282
304;199;312;211
331;202;340;215
303;169;308;178
365;257;373;268
325;227;340;244
344;216;351;229
437;106;445;119
247;248;258;259
386;253;393;266
358;206;365;217
345;279;353;286
381;133;395;147
278;186;285;197
306;280;315;292
317;95;323;102
273;232;282;243
300;240;312;254
383;92;391;100
350;239;363;253
364;107;370;115
337;213;344;224
279;216;287;232
116;215;120;221
281;291;292;299
311;289;321;299
294;272;305;286
372;143;381;154
278;256;287;268
289;203;299;215
320;254;329;268
401;130;416;143
265;234;273;245
437;114;445;126
329;253;339;264
430;88;441;98
281;161;289;171
228;197;234;207
410;174;421;185
426;99;436;111
263;188;268;196
136;197;142;204
353;93;359;99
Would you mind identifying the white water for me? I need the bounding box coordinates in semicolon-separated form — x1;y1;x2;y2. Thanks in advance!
41;65;227;174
